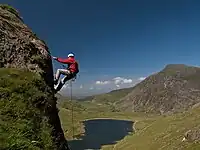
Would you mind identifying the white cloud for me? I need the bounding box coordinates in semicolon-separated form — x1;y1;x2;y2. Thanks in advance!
116;84;120;88
123;79;133;83
69;75;147;97
138;77;146;81
113;77;133;84
95;80;110;85
95;76;133;89
113;77;122;84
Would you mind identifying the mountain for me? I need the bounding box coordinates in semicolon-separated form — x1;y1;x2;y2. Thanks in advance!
116;64;200;114
0;4;69;149
79;64;200;115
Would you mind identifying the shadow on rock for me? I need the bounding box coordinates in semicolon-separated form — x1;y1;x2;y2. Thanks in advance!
68;119;134;150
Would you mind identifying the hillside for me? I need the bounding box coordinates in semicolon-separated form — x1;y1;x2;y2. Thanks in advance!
55;93;86;112
116;64;200;114
79;87;133;104
57;91;200;150
0;4;69;149
79;87;134;112
81;87;133;103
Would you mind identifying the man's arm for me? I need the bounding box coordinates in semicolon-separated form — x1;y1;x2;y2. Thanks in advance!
56;57;70;64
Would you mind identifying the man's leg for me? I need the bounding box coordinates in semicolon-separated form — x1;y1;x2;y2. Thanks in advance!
54;69;70;85
54;70;75;93
54;69;61;85
54;76;71;93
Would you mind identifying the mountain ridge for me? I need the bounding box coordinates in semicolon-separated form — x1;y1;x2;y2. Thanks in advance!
116;64;200;114
80;64;200;115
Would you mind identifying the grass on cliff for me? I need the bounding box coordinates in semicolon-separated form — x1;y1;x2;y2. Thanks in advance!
0;68;55;150
0;4;21;19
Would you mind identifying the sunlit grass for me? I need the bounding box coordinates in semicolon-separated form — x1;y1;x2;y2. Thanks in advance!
59;98;200;150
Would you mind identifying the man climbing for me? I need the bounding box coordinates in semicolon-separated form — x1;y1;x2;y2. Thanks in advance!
52;53;79;93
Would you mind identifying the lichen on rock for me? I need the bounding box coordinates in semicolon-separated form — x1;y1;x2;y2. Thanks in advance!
183;128;200;142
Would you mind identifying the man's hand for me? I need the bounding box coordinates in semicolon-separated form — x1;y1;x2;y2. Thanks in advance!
52;56;58;60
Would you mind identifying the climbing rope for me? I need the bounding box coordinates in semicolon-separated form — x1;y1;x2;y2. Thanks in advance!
61;63;75;139
69;79;75;139
52;56;76;139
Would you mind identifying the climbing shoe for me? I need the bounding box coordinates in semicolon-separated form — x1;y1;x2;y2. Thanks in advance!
54;79;58;85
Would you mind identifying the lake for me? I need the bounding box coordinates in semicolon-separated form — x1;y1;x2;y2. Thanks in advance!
68;118;134;150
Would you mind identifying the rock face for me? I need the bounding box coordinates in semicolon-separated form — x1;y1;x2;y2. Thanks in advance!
183;128;200;142
0;4;69;149
117;64;200;114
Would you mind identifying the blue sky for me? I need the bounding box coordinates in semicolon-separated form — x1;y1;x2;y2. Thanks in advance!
3;0;200;97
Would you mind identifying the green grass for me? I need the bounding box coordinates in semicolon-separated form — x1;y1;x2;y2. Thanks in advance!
0;68;55;150
58;98;200;150
0;4;22;20
112;108;200;150
79;87;134;112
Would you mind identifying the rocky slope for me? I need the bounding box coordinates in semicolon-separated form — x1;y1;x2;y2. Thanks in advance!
116;64;200;114
0;4;69;149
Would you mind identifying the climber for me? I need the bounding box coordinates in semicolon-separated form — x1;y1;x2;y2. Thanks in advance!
52;53;79;93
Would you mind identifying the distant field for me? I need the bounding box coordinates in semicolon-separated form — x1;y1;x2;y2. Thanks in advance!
58;99;200;150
